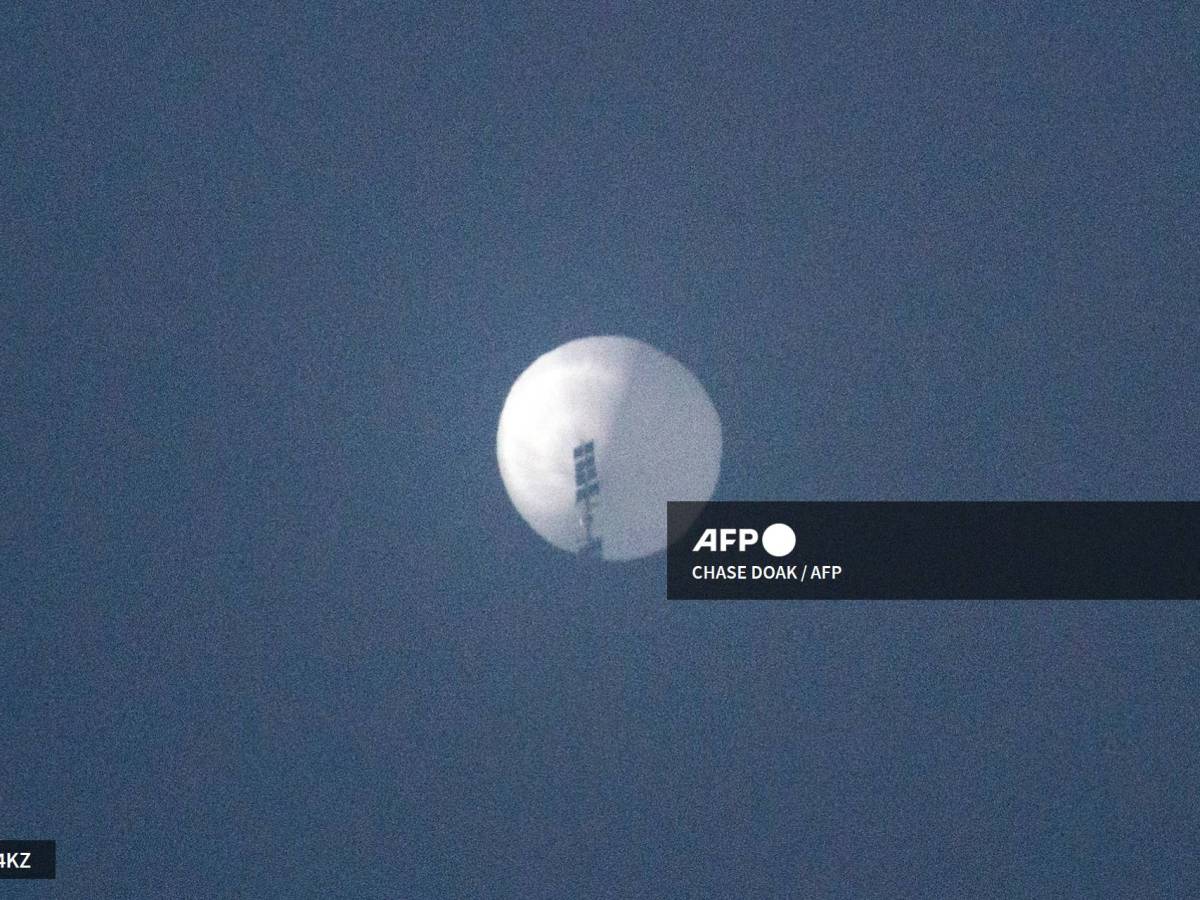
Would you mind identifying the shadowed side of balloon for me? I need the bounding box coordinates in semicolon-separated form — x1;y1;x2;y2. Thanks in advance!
595;344;722;560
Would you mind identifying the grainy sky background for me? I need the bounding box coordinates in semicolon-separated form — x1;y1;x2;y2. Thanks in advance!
4;2;1199;896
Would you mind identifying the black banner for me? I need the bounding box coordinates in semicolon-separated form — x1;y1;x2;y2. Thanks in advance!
667;502;1200;600
0;841;55;879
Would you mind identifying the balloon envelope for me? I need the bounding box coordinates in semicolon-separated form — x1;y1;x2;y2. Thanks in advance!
496;336;722;560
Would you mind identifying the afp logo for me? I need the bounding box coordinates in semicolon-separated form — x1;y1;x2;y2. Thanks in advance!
692;523;796;558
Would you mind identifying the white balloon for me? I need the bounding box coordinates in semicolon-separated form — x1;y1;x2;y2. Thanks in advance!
497;336;722;560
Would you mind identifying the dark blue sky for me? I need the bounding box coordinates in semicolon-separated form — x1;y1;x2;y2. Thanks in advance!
5;3;1199;896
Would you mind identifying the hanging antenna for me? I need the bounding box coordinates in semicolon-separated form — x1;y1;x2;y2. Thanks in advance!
573;440;602;559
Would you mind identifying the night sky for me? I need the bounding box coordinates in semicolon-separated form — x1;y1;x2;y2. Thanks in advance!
5;3;1199;896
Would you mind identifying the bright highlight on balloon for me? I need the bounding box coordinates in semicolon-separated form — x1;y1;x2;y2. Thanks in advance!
496;336;722;561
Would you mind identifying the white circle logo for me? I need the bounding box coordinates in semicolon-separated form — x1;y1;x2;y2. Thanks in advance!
761;523;796;557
